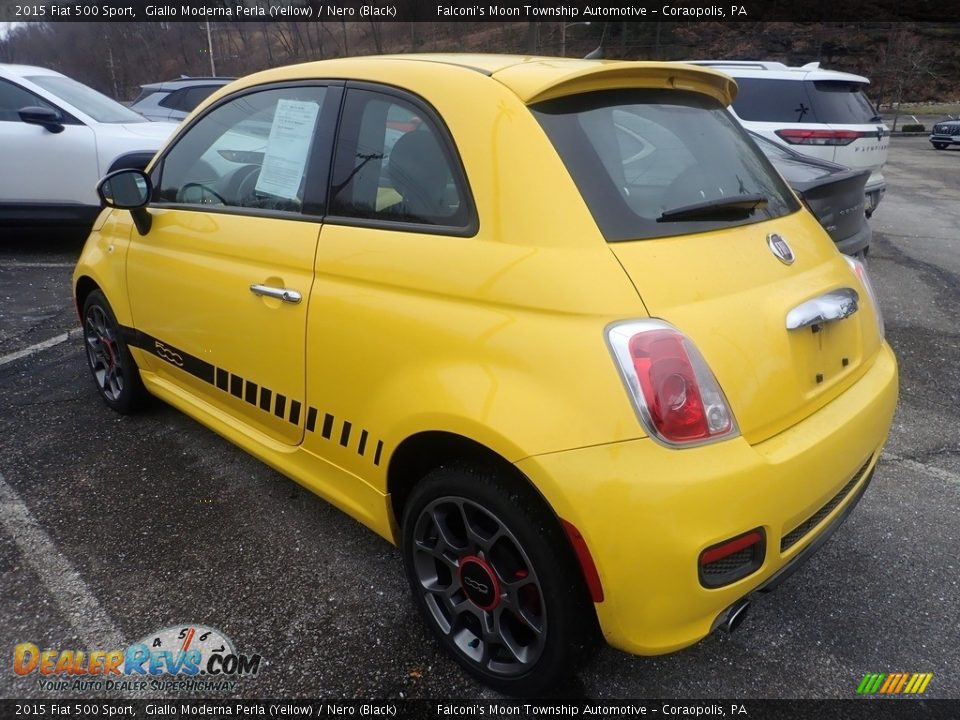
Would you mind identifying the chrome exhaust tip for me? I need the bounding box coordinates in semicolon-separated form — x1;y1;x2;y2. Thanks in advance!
723;599;750;633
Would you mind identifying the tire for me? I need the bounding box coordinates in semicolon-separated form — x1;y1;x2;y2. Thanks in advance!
82;290;148;414
933;143;947;150
401;463;597;696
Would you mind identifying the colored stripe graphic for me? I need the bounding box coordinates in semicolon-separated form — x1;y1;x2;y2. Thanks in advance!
121;327;386;466
858;673;933;694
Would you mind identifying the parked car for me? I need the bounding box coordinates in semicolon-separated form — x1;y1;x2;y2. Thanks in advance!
75;55;898;694
0;64;177;231
129;76;235;122
683;61;889;216
749;131;871;256
929;118;960;150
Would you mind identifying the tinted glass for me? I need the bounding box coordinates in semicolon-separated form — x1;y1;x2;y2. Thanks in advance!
534;89;799;242
329;88;471;229
157;86;329;215
0;78;55;121
730;78;815;123
27;75;145;123
733;77;878;125
808;81;878;124
159;86;220;113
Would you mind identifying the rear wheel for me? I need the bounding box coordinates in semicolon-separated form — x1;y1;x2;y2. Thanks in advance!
401;464;597;695
82;290;148;414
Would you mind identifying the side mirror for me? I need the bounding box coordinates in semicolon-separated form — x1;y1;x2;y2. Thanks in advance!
19;106;64;133
97;169;153;235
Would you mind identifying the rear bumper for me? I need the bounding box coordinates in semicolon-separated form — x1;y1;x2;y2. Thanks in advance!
834;218;872;256
516;342;898;656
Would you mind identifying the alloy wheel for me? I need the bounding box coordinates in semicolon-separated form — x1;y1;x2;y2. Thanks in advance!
411;496;547;677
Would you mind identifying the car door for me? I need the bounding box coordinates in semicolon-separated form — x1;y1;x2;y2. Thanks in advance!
0;76;97;206
125;83;341;446
303;85;478;475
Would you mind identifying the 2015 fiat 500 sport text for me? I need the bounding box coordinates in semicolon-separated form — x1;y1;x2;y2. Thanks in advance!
74;55;898;695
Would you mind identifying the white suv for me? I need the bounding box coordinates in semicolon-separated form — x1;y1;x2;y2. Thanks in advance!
0;64;178;231
683;61;889;215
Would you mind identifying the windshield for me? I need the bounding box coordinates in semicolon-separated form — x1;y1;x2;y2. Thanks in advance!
533;89;799;242
27;75;147;123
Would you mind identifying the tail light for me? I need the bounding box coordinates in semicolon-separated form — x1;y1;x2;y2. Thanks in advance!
775;129;859;146
607;320;739;447
845;255;885;341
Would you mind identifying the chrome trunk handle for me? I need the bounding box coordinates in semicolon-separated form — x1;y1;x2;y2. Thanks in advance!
786;288;859;331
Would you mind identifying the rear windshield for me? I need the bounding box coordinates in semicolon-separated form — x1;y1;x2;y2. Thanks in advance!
533;89;799;242
732;78;879;124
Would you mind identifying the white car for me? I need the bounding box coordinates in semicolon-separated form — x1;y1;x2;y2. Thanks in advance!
682;61;889;215
0;64;178;230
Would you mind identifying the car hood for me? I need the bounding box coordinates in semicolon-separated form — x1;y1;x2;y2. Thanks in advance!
115;121;179;140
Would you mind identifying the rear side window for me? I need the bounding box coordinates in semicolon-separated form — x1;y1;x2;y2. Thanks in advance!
732;77;878;124
533;89;799;242
160;86;221;113
329;87;474;232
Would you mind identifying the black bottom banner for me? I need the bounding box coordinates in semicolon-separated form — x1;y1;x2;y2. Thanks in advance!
2;699;959;720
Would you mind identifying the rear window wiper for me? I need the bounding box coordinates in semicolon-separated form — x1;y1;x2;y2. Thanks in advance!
657;193;769;222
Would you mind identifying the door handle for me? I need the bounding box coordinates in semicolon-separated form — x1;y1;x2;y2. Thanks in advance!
249;284;302;304
786;288;859;331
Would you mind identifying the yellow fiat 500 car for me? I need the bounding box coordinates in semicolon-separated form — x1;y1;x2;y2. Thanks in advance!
74;55;898;694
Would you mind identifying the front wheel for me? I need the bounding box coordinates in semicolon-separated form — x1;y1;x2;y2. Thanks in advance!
401;465;597;695
933;142;948;150
82;289;148;414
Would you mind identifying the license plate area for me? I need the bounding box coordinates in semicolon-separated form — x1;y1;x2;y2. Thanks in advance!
790;316;863;396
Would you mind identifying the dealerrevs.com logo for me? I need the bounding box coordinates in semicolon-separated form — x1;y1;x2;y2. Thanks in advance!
13;624;262;693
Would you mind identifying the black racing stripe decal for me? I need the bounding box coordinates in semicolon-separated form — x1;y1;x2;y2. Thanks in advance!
120;326;385;465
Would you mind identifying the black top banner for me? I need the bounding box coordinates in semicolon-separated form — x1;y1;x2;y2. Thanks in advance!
2;700;960;720
0;0;955;23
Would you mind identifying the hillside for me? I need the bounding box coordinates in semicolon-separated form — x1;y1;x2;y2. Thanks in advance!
1;21;958;107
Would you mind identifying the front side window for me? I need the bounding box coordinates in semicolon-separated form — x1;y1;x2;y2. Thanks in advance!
27;75;144;123
533;89;800;242
329;88;473;230
156;85;330;215
0;78;56;122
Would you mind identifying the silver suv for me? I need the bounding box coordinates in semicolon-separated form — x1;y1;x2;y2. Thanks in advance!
683;61;889;215
130;77;234;122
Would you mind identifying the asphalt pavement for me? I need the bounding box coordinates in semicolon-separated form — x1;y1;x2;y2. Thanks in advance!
0;136;958;701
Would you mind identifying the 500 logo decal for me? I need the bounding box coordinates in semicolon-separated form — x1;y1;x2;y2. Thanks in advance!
13;624;262;692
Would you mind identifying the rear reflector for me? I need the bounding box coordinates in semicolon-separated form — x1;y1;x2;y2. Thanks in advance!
699;529;765;588
561;519;604;603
